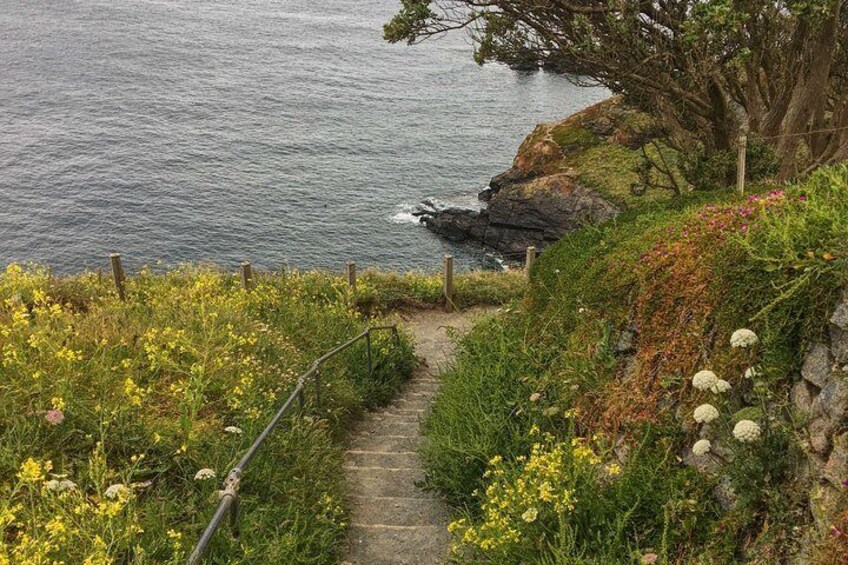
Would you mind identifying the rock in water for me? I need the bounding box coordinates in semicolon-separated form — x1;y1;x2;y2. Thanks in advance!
418;98;645;256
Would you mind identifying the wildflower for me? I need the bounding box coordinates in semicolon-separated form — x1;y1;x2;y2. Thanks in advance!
733;420;762;443
692;370;718;391
194;468;216;481
45;409;64;426
51;397;66;411
224;426;243;435
605;463;622;476
45;479;78;493
830;526;843;537
641;553;659;564
104;484;128;499
710;379;732;394
17;458;50;483
744;366;759;379
521;507;538;523
730;329;758;348
693;404;719;424
692;439;712;456
529;392;541;402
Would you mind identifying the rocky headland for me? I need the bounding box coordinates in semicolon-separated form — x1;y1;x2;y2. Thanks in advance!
417;98;663;257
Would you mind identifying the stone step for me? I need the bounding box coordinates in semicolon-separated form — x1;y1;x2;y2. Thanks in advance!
345;525;449;565
348;434;419;452
346;467;428;498
348;496;448;527
345;450;420;469
354;419;420;438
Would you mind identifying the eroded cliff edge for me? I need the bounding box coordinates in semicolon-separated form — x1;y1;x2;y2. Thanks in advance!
420;98;666;257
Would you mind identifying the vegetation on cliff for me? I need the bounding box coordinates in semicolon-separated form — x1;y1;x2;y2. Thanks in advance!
421;165;848;563
387;0;848;181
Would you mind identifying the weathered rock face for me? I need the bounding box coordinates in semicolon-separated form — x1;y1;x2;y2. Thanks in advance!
419;99;635;257
422;173;620;257
792;291;848;538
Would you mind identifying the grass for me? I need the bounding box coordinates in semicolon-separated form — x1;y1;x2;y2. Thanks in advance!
352;269;526;313
0;265;419;564
420;165;848;563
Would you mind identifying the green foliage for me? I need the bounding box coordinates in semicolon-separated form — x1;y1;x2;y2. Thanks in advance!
420;314;534;509
421;165;848;562
353;269;526;313
0;265;416;563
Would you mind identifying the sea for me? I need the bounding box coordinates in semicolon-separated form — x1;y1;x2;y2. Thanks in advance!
0;0;607;274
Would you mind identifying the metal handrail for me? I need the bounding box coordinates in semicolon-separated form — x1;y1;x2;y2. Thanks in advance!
187;325;401;564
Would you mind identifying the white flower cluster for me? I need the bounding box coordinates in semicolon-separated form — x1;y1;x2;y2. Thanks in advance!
45;478;78;493
692;370;731;394
692;370;718;391
224;426;243;435
711;379;732;394
693;404;720;424
730;329;758;348
692;439;712;456
744;366;760;379
104;483;129;500
195;468;216;481
732;420;762;443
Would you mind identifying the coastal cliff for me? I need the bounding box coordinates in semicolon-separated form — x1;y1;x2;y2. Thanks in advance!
420;98;668;257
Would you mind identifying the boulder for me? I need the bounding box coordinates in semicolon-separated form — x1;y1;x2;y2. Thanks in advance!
420;173;620;256
791;379;817;415
822;432;848;487
801;342;832;388
811;376;848;424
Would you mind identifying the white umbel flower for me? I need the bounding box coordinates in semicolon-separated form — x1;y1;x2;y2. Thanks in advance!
224;426;243;435
692;370;718;391
104;484;128;499
692;439;712;456
744;366;760;379
45;479;78;493
693;404;720;423
730;329;758;348
733;420;762;442
194;468;216;481
711;379;732;394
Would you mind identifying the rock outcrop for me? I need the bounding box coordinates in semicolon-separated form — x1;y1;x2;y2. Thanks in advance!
418;99;644;257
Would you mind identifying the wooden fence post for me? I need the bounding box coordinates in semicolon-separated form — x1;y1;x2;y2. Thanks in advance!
443;254;454;313
240;262;253;290
737;133;748;195
525;246;537;275
346;261;356;290
109;253;126;301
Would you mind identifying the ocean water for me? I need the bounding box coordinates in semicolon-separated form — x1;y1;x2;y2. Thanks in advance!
0;0;606;274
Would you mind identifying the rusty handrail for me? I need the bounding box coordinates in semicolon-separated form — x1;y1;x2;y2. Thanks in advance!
187;325;401;564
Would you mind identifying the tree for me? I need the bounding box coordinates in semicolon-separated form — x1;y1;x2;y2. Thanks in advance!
385;1;848;180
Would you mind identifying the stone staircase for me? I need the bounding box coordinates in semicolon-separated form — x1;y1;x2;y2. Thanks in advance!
342;309;487;565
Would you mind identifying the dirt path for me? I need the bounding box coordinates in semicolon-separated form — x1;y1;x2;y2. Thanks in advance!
341;307;491;565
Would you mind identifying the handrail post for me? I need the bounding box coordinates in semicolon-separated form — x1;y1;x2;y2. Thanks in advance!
365;330;373;375
240;262;253;290
525;246;537;275
346;261;356;290
443;254;454;313
110;253;126;301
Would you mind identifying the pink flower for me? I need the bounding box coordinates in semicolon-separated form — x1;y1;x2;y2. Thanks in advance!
45;409;64;426
641;553;659;564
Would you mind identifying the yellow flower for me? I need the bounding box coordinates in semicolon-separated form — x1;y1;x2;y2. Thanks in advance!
606;463;622;476
17;457;51;483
